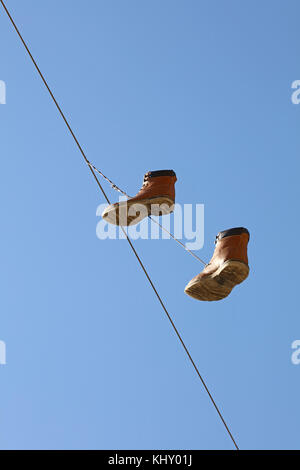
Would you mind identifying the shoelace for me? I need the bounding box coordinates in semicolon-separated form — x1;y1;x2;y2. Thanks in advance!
141;173;150;188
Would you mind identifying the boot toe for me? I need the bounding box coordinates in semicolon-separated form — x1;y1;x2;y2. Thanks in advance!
184;277;232;301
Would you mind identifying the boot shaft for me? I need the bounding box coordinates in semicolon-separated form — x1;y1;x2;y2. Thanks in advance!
132;170;177;202
212;227;249;265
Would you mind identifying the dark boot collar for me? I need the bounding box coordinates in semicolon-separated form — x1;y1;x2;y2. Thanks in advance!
215;227;250;244
145;170;176;179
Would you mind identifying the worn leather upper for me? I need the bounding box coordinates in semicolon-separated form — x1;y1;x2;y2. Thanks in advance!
129;172;177;203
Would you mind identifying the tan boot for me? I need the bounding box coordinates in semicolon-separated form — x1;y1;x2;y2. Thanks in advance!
102;170;177;226
185;227;250;301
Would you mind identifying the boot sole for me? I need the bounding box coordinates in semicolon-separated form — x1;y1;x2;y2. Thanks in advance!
184;260;249;301
102;196;175;226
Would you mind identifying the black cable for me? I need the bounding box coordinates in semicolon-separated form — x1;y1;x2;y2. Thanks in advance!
0;0;239;450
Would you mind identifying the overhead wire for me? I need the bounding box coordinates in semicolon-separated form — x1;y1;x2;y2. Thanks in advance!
0;0;239;450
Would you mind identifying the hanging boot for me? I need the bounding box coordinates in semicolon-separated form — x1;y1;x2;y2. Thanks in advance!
102;170;177;226
185;227;250;301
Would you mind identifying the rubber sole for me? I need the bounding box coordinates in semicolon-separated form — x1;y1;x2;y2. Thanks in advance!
184;260;249;301
102;196;175;226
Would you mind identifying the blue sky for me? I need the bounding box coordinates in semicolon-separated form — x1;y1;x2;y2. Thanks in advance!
0;0;300;450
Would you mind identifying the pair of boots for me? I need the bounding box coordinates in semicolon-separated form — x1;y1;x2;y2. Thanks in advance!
102;170;250;302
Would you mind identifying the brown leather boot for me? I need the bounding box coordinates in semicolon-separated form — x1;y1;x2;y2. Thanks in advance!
102;170;177;226
185;227;250;301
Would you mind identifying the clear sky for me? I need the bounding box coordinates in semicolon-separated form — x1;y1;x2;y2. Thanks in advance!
0;0;299;450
